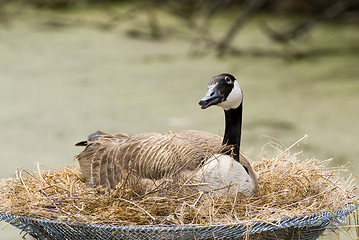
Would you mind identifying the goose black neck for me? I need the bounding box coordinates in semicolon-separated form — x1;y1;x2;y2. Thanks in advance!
222;103;242;162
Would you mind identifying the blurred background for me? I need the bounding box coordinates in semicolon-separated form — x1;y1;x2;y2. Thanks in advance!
0;0;358;239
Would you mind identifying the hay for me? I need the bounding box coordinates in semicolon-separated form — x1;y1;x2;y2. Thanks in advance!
0;140;357;227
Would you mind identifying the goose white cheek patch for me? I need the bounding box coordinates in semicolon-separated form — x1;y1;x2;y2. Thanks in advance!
218;80;243;110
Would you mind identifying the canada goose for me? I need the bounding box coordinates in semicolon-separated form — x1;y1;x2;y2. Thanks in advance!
76;73;258;196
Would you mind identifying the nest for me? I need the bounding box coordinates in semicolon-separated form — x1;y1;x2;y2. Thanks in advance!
0;140;357;227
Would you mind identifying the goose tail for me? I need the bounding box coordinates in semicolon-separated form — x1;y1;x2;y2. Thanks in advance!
75;130;106;146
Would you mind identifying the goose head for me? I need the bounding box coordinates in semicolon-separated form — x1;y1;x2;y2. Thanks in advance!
199;73;242;110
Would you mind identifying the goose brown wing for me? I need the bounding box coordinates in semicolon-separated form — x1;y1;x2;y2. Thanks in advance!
76;130;222;188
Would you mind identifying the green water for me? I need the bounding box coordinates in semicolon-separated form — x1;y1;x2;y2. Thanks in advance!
0;6;358;239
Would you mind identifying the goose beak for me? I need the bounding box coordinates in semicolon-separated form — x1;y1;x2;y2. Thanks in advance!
199;84;223;109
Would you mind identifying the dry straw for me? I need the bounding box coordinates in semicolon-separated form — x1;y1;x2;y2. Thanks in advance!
0;137;357;227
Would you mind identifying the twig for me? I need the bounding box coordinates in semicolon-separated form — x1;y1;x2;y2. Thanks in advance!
1;216;20;230
216;0;267;56
16;169;31;196
262;0;359;44
272;134;308;161
189;191;204;208
36;162;47;184
119;198;156;221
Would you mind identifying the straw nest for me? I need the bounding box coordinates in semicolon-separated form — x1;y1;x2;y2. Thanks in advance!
0;139;357;226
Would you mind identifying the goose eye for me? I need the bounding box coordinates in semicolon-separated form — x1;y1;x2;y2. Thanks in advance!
224;76;231;84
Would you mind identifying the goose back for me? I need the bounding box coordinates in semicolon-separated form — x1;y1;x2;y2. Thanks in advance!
77;130;222;188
